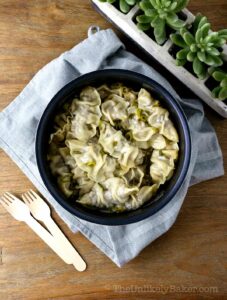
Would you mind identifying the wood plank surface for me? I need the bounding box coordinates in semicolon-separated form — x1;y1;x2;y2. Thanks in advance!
0;1;226;299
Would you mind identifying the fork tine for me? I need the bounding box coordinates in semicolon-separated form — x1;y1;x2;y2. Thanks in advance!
26;190;36;202
22;194;30;204
0;198;9;206
30;190;39;198
0;198;11;211
5;192;17;201
22;191;32;202
29;190;38;200
2;193;13;203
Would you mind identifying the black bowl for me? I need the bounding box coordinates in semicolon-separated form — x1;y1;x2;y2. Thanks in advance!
36;69;191;225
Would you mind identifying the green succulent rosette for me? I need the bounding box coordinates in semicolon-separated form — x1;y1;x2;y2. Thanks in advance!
170;14;227;79
209;68;227;100
136;0;189;44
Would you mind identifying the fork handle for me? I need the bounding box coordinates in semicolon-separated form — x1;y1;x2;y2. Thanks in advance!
25;216;75;265
44;217;86;272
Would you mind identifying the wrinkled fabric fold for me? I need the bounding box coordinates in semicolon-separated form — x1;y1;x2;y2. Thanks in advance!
0;29;224;267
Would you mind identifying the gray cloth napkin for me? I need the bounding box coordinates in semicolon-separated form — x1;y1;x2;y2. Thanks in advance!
0;29;224;267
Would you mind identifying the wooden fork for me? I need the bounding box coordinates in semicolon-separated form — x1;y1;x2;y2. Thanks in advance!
22;190;86;272
0;192;86;271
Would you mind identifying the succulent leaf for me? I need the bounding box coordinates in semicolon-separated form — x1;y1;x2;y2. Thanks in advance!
218;29;227;39
219;87;227;100
183;32;195;45
176;48;189;60
204;54;222;66
144;9;157;17
168;18;185;30
154;18;166;44
120;0;130;13
198;16;208;29
215;38;226;47
139;0;153;11
137;22;151;31
176;59;187;66
206;47;220;56
169;1;177;11
190;44;198;52
151;15;160;27
187;51;196;62
136;15;153;23
197;51;206;63
166;12;178;23
150;0;159;9
212;70;226;81
195;28;203;44
170;33;187;47
174;0;189;13
201;23;211;38
212;86;222;98
207;55;223;67
193;57;204;76
192;13;203;34
220;78;227;88
126;0;137;5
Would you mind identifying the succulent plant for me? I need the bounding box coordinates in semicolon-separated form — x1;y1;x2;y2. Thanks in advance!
136;0;188;45
170;14;227;79
99;0;139;13
208;68;227;100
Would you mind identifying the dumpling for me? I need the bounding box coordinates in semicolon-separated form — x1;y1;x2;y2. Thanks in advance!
98;122;125;158
102;177;139;204
101;94;129;126
77;178;94;196
71;114;97;141
49;116;71;144
138;88;158;112
150;134;166;150
148;107;169;128
123;113;146;131
134;134;166;150
150;150;175;184
123;89;137;103
160;119;179;142
66;139;87;155
137;184;159;204
79;86;101;106
132;127;157;142
121;183;158;210
66;140;107;182
109;83;124;97
97;84;113;100
70;101;101;141
123;167;144;187
100;156;117;180
162;141;179;160
119;143;141;171
78;183;106;208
